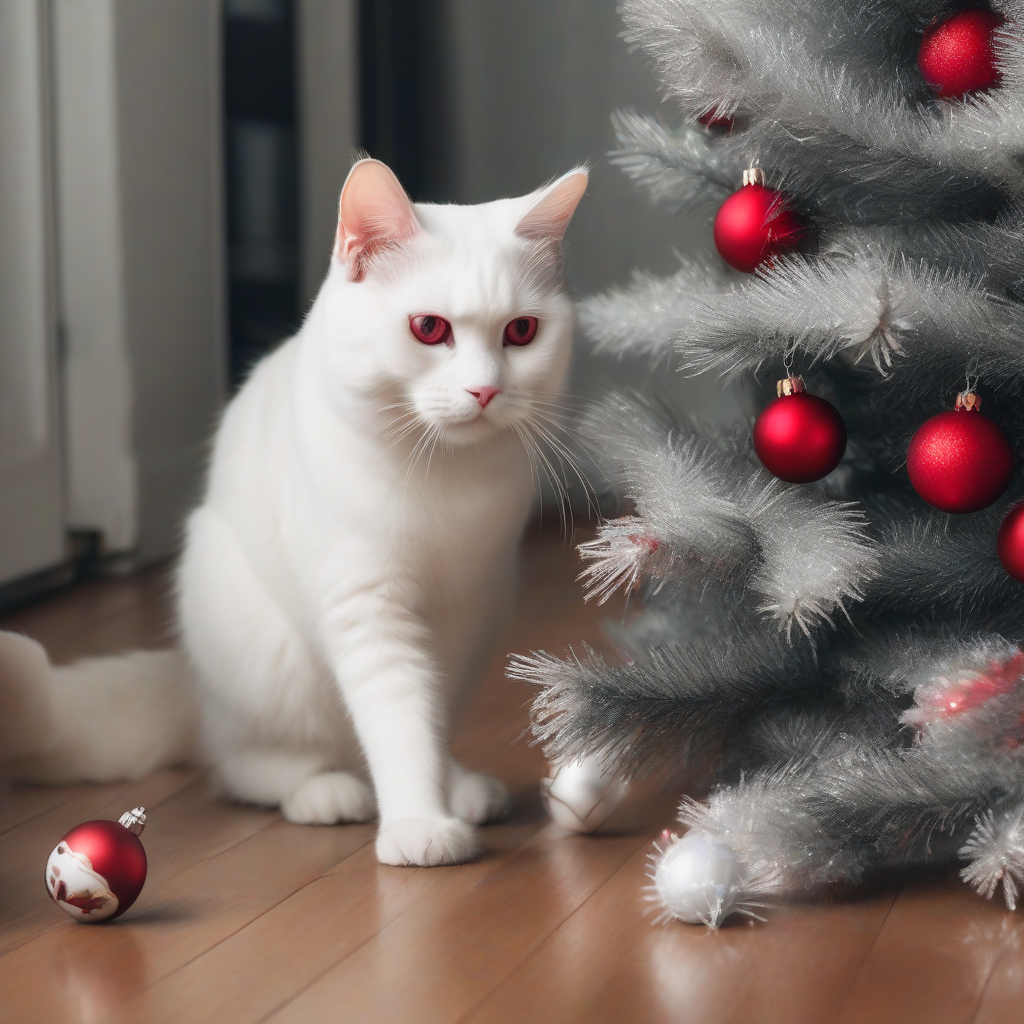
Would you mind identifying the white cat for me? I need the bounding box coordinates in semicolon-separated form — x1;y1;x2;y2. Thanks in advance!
3;159;588;867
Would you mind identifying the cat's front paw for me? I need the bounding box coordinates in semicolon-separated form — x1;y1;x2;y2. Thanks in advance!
449;770;512;824
282;772;376;825
376;817;479;866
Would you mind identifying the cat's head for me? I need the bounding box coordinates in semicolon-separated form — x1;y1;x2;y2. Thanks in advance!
310;159;587;450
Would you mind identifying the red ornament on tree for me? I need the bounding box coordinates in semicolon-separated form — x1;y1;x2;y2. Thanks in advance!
753;375;847;483
998;503;1024;583
907;390;1013;513
698;107;734;130
45;807;148;923
918;8;1003;100
714;168;804;273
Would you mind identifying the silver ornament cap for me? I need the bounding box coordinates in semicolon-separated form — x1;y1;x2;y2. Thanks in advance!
118;807;147;836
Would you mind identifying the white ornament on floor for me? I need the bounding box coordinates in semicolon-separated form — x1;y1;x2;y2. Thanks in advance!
541;754;628;833
652;831;745;928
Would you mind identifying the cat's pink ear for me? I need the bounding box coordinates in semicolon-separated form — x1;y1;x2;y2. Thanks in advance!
336;159;421;280
515;169;589;242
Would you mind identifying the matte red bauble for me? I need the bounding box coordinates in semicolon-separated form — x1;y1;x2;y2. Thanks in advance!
45;808;148;923
753;376;847;483
907;391;1013;513
998;503;1024;583
714;169;804;273
918;9;1003;99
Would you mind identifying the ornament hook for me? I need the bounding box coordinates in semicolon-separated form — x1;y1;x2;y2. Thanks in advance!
777;350;803;396
957;372;981;411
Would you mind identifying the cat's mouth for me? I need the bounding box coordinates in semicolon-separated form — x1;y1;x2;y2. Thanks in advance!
434;409;504;441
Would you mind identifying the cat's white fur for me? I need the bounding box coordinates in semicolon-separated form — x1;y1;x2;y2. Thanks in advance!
2;160;587;867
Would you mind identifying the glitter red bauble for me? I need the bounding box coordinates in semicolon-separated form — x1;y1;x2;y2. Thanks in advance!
714;183;804;273
918;9;1003;100
45;808;148;923
753;391;847;483
998;503;1024;582
907;407;1013;513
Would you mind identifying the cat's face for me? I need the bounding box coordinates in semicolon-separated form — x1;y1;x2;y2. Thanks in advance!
311;161;587;451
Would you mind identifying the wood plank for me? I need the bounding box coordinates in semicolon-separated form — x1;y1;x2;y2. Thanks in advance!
832;870;1011;1024
266;790;676;1024
1;562;174;664
114;812;547;1024
461;844;897;1024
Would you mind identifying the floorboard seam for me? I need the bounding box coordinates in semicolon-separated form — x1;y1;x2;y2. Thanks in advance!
257;822;554;1023
121;833;377;1012
0;792;78;838
965;941;1007;1024
252;905;391;1024
453;830;657;1024
826;870;908;1024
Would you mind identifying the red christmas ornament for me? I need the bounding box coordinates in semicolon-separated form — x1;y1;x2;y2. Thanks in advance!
753;375;847;483
998;503;1024;582
45;807;148;923
714;168;804;273
907;390;1013;513
918;8;1003;100
698;107;734;129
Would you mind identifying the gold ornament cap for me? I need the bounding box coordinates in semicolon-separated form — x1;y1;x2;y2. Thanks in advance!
955;390;981;412
118;807;146;836
742;167;765;187
777;375;806;397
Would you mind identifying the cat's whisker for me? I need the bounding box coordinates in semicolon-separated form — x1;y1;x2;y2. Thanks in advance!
520;413;598;520
336;404;423;467
514;422;574;535
512;424;544;497
367;421;422;467
423;422;449;478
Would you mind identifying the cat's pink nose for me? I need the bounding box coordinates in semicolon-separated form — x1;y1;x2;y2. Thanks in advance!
467;386;501;408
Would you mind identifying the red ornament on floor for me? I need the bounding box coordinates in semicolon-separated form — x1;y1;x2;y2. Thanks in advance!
907;390;1013;513
713;168;804;273
998;503;1024;582
45;807;148;923
753;375;846;483
918;8;1003;100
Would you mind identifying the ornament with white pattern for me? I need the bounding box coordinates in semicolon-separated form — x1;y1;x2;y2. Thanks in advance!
45;808;148;923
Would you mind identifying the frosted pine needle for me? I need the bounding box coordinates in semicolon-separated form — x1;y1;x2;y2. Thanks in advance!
960;806;1024;910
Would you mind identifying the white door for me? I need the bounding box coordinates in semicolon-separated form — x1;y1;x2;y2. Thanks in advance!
0;0;65;586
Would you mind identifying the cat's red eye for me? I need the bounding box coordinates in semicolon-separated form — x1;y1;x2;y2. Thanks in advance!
409;314;452;345
503;316;538;346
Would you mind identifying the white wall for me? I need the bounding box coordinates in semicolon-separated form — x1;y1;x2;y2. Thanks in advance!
0;0;65;585
55;0;226;565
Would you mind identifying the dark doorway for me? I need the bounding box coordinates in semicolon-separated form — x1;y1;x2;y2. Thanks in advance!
223;0;301;387
358;0;451;203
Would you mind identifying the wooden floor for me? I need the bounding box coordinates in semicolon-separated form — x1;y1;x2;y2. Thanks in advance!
1;526;1023;1023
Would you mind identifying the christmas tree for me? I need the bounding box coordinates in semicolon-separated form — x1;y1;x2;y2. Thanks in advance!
516;0;1024;927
